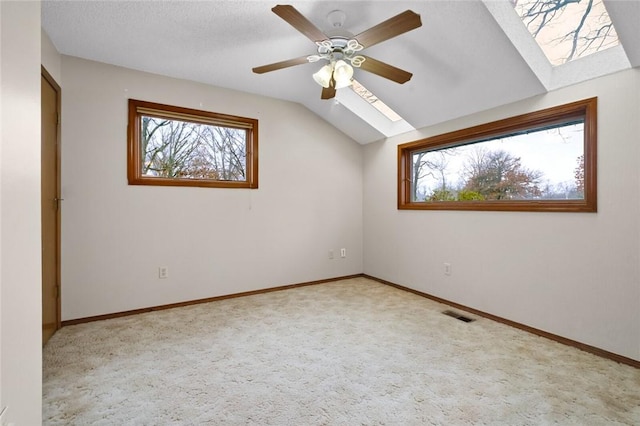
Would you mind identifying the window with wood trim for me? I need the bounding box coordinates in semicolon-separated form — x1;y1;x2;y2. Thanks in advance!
398;98;597;212
127;99;258;188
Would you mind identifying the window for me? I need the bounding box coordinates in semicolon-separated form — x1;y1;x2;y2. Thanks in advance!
398;97;596;212
127;99;258;188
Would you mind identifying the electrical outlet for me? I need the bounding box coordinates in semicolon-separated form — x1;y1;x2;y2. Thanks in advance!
444;263;451;276
340;248;346;258
328;249;334;259
158;266;169;279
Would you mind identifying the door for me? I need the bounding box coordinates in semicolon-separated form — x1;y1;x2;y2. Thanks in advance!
41;68;61;345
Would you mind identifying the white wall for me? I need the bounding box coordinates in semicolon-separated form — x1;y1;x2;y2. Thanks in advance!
364;68;640;361
61;56;363;320
0;1;42;424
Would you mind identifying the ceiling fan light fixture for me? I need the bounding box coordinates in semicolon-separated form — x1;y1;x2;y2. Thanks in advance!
333;60;353;89
312;63;334;88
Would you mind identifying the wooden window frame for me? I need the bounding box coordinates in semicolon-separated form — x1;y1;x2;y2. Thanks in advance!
127;99;258;189
398;97;597;212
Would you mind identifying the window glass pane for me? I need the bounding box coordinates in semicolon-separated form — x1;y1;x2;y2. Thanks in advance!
141;115;247;181
411;122;584;202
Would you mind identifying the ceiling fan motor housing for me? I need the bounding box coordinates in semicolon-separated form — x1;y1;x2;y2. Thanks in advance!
311;37;365;67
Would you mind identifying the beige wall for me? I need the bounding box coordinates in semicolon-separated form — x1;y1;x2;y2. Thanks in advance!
363;68;640;361
0;1;43;424
60;56;363;320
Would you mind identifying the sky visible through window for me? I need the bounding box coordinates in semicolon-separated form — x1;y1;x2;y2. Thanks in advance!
513;0;619;66
414;122;584;201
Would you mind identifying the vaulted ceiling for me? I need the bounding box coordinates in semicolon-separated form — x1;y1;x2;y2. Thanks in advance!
41;1;640;144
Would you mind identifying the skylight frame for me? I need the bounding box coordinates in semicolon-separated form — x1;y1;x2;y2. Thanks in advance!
483;0;631;91
512;0;620;66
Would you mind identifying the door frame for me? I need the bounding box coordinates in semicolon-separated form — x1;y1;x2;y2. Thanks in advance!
41;65;62;332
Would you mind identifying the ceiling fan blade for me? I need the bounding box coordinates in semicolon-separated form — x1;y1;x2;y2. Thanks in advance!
272;5;329;43
252;56;310;74
321;86;336;100
354;10;422;48
358;56;413;84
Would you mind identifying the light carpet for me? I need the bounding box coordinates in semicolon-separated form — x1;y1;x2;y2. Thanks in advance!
43;277;640;425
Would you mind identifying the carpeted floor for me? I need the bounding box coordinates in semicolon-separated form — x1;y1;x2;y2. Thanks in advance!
43;277;640;425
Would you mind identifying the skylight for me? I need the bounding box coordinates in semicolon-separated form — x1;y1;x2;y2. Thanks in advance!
513;0;619;66
335;79;415;138
350;80;403;122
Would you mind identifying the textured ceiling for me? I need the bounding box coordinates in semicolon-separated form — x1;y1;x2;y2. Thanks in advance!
41;0;640;144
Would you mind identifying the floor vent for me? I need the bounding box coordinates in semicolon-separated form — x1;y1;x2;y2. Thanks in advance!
443;310;475;323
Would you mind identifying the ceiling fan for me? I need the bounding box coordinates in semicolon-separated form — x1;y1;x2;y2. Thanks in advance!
252;5;422;100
